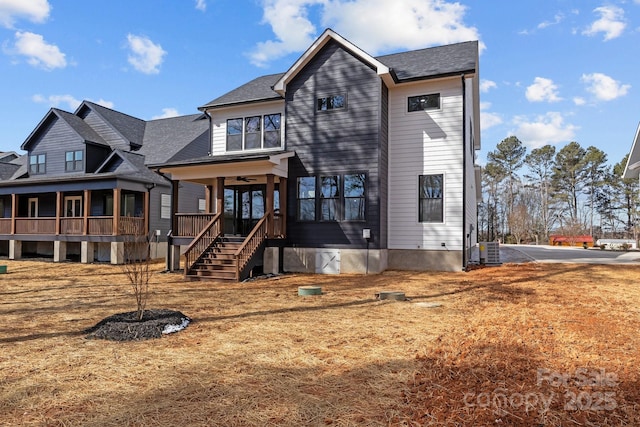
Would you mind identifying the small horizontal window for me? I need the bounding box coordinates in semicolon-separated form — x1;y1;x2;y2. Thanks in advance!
317;95;345;111
408;94;440;112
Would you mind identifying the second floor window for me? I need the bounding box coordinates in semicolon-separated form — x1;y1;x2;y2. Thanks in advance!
408;94;440;112
317;94;346;111
226;113;281;152
65;150;83;172
29;154;46;174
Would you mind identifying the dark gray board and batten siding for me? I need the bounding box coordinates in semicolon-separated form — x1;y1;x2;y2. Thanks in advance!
285;40;388;250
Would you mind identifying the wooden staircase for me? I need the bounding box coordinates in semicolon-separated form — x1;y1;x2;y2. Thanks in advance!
188;237;243;281
184;211;272;282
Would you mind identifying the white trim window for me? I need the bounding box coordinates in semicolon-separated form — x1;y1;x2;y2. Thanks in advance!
226;113;282;152
161;194;171;219
419;174;444;223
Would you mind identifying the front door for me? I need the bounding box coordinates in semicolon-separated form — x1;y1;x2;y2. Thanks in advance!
223;184;279;236
64;196;82;217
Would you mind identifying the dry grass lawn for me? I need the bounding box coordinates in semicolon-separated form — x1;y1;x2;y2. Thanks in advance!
0;259;639;426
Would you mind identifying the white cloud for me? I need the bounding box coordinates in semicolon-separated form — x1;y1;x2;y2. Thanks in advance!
573;97;586;106
480;79;496;93
152;108;180;119
126;34;166;74
537;13;563;29
248;0;481;67
581;72;630;101
32;94;114;110
525;77;562;103
12;31;66;70
0;0;50;28
480;102;502;130
512;112;578;149
195;0;206;11
583;6;626;41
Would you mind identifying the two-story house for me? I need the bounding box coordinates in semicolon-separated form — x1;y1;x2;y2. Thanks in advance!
0;101;208;263
155;29;482;280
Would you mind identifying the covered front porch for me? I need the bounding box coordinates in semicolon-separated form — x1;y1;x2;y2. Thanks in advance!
157;151;293;280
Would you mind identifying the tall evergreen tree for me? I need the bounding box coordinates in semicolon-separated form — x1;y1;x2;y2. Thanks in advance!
487;136;526;228
524;145;556;241
582;146;608;236
552;141;586;224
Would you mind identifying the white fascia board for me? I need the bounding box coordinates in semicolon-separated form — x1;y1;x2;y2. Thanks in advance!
273;28;391;95
623;122;640;179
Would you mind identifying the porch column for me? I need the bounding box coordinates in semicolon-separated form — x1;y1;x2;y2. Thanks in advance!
266;174;274;237
279;177;287;237
55;191;62;235
83;190;91;235
205;185;213;213
143;189;150;234
216;177;224;232
113;188;120;235
171;180;179;232
10;194;17;234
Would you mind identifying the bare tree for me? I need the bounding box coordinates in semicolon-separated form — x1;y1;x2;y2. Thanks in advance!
121;223;152;321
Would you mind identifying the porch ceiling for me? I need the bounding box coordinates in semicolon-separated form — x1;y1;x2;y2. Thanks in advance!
158;151;294;185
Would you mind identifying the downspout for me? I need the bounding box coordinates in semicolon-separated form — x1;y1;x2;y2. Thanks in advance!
461;74;467;271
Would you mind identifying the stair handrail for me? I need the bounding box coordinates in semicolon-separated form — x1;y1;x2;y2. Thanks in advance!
234;210;271;281
184;212;222;277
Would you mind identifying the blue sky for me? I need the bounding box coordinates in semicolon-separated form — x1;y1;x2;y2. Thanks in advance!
0;0;638;168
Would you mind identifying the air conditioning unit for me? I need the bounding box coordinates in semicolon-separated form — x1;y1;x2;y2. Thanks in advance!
479;242;500;265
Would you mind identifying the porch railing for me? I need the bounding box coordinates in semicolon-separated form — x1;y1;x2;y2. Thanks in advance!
175;213;217;237
184;212;222;277
4;216;145;236
235;211;270;281
0;218;10;234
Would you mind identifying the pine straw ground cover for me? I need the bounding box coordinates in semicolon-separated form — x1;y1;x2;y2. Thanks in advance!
0;259;639;426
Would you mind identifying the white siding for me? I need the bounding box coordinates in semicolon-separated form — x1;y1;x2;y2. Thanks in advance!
208;101;285;156
388;78;465;251
464;77;479;249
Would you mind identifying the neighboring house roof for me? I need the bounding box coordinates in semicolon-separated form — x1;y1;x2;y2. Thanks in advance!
0;151;18;162
623;122;640;179
97;149;168;186
139;114;209;164
76;101;146;149
201;28;479;110
21;108;109;151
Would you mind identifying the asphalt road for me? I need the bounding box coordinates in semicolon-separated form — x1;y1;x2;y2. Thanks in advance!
498;244;640;265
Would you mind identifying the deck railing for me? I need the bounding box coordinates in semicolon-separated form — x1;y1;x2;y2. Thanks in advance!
175;213;217;237
0;218;10;234
184;213;222;277
15;218;56;234
60;218;84;235
235;212;270;281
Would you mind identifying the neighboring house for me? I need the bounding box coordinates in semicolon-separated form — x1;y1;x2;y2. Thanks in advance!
624;122;640;181
0;101;208;263
155;28;482;280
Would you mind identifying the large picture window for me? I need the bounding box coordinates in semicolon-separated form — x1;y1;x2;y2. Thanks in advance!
296;172;366;222
408;94;440;112
226;113;281;151
419;174;444;223
29;153;46;174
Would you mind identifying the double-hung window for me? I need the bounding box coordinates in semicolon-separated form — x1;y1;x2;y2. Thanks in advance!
320;176;340;221
419;174;444;223
65;150;83;172
29;153;46;174
226;113;282;151
297;177;316;221
343;173;365;221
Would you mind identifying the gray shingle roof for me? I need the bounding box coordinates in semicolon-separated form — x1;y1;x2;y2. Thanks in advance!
52;109;109;147
139;114;209;164
377;40;478;81
199;73;285;109
199;40;478;109
80;101;146;147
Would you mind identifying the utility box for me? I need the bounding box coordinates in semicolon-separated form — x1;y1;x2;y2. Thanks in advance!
479;242;500;265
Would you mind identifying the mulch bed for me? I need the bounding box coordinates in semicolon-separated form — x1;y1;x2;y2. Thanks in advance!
84;309;190;341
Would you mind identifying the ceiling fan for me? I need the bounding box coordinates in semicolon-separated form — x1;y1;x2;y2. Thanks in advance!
236;176;257;182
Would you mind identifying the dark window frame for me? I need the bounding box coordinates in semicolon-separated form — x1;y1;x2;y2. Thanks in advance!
226;113;282;151
317;94;347;112
29;153;46;175
408;93;441;112
419;174;444;223
296;172;367;222
296;176;316;221
65;150;84;172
